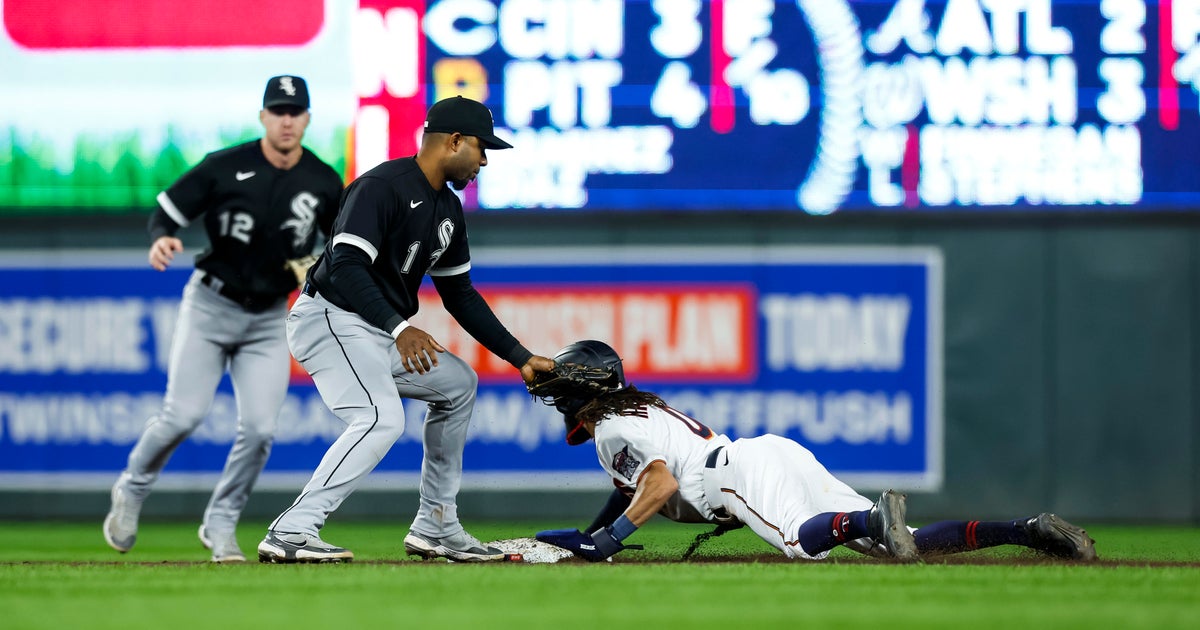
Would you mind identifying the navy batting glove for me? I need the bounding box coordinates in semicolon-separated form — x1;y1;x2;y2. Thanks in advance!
536;528;616;562
589;527;625;559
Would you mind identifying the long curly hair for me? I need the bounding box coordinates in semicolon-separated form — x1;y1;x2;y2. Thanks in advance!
575;385;667;424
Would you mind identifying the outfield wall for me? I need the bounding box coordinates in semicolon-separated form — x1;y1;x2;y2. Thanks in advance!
0;212;1196;524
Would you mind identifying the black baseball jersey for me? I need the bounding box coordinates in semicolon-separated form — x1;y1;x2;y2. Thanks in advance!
311;157;471;321
149;139;342;298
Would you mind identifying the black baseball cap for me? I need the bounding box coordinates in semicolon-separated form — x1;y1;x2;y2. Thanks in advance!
263;75;310;109
424;96;513;150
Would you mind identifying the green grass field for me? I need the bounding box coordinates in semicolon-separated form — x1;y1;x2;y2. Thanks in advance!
3;521;1197;629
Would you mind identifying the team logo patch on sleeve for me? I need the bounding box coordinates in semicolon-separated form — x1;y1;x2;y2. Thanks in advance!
612;445;641;481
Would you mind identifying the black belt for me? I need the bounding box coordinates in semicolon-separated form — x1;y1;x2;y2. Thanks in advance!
200;273;283;312
705;445;725;469
703;445;731;521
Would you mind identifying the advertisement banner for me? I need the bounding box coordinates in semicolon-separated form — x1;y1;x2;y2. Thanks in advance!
0;246;942;491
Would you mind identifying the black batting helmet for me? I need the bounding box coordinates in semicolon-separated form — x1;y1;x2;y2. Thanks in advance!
552;340;625;445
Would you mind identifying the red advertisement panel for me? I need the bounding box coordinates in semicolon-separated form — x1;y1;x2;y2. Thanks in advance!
412;284;758;383
4;0;324;48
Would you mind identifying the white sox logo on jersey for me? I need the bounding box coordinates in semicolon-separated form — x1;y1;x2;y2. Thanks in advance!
284;192;319;248
612;445;640;481
427;219;454;268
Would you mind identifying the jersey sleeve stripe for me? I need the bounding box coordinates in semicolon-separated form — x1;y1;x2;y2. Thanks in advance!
332;233;379;262
156;191;190;227
428;262;471;277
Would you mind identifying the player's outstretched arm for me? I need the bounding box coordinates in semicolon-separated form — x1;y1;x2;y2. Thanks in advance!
538;462;678;562
624;461;679;527
148;236;183;271
431;273;546;372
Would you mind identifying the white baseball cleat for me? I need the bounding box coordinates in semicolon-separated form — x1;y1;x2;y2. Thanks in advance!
200;525;246;563
257;531;354;564
403;529;507;562
103;475;143;553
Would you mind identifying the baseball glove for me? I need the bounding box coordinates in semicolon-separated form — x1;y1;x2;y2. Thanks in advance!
284;254;318;287
527;362;620;401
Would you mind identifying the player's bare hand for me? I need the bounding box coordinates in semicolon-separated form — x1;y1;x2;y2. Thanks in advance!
520;355;556;385
395;326;445;374
148;237;184;271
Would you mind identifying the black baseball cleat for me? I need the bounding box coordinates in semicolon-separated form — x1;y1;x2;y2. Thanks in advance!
867;490;920;562
257;531;354;564
1024;513;1098;561
403;529;506;562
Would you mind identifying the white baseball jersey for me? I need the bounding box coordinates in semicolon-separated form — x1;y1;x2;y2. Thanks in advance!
592;404;731;524
594;402;877;560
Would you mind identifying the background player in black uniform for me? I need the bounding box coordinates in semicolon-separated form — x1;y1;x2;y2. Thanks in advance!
103;76;343;563
257;96;554;564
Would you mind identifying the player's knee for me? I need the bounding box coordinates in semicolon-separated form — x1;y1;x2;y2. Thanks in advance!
443;353;477;386
425;354;477;411
447;356;479;400
376;413;406;434
237;422;276;447
446;383;477;417
155;407;206;435
464;361;479;390
459;370;479;404
373;400;408;436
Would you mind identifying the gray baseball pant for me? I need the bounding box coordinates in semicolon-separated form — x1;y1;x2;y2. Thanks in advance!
120;271;289;534
270;291;478;538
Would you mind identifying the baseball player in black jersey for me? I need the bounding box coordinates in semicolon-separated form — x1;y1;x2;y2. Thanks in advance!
103;76;343;563
257;96;554;564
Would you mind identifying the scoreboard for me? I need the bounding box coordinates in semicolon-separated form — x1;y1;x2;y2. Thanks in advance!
438;0;1197;213
2;0;1198;214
